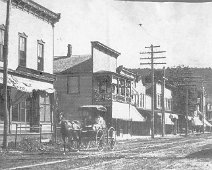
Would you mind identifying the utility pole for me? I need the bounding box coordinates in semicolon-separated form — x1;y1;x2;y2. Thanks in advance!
161;67;166;137
201;82;205;134
140;44;166;139
2;0;11;149
178;74;201;137
185;86;189;137
177;84;196;137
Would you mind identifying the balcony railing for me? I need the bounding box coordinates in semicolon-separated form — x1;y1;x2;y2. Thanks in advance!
112;94;132;104
94;93;111;102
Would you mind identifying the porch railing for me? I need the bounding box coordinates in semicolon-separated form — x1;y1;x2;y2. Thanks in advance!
14;123;48;148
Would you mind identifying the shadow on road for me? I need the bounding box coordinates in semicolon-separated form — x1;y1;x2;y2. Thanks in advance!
186;144;212;159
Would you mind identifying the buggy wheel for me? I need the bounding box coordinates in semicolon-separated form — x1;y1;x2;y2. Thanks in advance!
81;140;92;150
96;129;104;151
108;127;116;150
70;140;79;151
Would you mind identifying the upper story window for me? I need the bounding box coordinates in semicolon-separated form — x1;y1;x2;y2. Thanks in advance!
18;32;27;67
126;80;131;97
97;77;111;94
157;93;161;108
37;40;44;71
140;94;145;108
119;79;125;96
165;98;172;111
0;25;5;62
68;76;80;94
112;77;118;94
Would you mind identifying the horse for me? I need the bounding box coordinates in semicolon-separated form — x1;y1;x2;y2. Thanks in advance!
58;112;82;151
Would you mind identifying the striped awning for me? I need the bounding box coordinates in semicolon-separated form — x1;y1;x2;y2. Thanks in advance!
0;73;54;93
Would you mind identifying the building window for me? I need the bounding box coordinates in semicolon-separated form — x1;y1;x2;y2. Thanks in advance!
168;99;172;110
40;94;51;122
12;98;31;123
165;98;172;111
143;94;145;108
18;33;27;67
37;40;44;71
119;79;125;96
0;25;5;62
97;77;111;94
112;77;118;94
126;80;131;97
112;84;117;94
68;76;79;94
157;94;161;108
140;94;145;108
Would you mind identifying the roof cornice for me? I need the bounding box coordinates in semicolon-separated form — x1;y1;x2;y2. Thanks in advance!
0;66;55;83
91;41;121;58
12;0;60;25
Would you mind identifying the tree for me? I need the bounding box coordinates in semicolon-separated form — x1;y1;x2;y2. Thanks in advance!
166;66;198;116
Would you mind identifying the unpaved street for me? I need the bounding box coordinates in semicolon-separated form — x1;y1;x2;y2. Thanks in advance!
1;134;212;170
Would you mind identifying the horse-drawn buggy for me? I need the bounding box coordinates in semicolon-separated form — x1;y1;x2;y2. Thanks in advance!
59;105;116;151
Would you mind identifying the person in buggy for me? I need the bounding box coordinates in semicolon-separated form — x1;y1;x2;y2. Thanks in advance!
93;113;106;131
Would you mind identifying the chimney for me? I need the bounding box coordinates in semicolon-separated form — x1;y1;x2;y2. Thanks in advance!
67;44;72;57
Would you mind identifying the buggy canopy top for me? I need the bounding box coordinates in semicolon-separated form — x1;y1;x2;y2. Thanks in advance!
79;105;107;112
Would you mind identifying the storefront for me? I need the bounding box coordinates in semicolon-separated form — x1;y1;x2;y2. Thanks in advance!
0;72;55;135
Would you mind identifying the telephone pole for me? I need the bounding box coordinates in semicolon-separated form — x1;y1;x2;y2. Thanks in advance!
140;44;166;139
161;67;167;137
2;0;11;149
177;84;196;137
178;74;201;137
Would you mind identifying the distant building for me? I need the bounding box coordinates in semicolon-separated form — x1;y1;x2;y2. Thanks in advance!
0;0;60;140
145;81;178;135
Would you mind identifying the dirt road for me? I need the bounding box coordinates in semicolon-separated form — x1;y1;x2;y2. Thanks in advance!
1;133;212;170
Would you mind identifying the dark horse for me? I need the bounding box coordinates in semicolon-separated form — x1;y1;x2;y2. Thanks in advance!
58;112;82;151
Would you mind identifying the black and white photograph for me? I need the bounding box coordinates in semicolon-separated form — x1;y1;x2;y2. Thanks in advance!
1;0;212;169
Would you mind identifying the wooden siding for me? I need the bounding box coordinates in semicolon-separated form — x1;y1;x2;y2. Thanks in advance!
54;74;93;121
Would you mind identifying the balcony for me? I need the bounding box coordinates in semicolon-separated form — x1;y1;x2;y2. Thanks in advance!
112;94;132;104
94;93;111;102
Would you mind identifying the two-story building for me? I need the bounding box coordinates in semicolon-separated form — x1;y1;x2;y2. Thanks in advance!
54;41;146;137
130;76;152;135
0;0;60;141
145;81;178;135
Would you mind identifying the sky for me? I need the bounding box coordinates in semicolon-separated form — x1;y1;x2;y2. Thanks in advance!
34;0;212;69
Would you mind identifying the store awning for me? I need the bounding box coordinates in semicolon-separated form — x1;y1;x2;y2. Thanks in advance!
131;87;139;95
169;114;178;119
112;102;145;122
0;73;54;93
193;116;203;126
129;105;146;122
112;102;130;120
204;119;212;127
165;113;174;125
187;116;193;121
